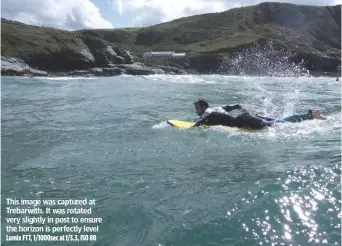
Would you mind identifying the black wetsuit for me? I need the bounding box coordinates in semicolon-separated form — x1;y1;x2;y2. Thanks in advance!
194;112;270;129
194;112;237;127
193;104;243;127
194;109;312;130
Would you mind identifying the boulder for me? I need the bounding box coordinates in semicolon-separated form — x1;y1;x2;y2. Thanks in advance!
1;56;48;76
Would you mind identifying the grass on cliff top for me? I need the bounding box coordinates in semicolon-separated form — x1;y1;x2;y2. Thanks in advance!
1;19;88;58
76;28;142;47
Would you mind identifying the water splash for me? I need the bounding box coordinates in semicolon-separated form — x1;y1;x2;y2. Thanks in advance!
152;121;170;129
220;41;310;77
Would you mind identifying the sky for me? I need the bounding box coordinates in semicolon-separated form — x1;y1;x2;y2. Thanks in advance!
1;0;341;30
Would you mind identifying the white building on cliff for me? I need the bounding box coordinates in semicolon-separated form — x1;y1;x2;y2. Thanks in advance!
143;51;186;59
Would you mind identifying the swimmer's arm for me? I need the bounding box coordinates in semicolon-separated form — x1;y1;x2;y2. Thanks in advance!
222;104;247;112
192;115;209;127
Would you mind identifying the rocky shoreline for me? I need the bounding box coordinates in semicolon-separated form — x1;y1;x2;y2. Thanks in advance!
1;56;200;77
2;56;340;78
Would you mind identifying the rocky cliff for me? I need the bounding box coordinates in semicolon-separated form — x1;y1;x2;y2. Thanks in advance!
1;2;341;77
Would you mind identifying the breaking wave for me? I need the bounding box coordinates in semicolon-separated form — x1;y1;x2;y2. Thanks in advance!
219;41;310;77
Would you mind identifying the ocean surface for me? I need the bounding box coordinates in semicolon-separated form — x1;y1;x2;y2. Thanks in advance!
1;75;341;246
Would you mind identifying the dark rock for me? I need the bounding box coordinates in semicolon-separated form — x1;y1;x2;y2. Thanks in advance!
154;65;198;75
89;67;104;75
102;67;126;76
80;35;134;66
51;64;191;77
69;70;90;76
112;46;135;64
188;54;224;74
124;51;136;64
29;68;49;76
145;54;224;74
117;64;156;75
1;56;48;76
22;48;95;73
290;52;341;73
80;67;125;76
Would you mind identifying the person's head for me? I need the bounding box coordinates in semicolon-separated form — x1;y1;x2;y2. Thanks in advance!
193;99;209;116
309;109;327;120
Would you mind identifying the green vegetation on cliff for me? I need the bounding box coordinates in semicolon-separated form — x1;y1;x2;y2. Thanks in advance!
2;20;88;59
1;2;341;74
77;2;341;57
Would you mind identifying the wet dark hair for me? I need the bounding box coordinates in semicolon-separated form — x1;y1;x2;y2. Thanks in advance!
194;99;209;108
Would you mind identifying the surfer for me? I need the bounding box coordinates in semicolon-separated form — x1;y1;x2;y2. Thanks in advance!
193;99;327;130
194;99;248;120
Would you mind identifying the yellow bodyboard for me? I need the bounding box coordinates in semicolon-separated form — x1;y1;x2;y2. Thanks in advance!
167;120;195;128
167;120;256;132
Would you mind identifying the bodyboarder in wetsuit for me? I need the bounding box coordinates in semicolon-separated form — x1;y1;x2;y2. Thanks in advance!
193;99;327;130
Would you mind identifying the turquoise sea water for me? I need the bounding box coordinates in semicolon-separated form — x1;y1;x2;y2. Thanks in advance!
1;75;341;246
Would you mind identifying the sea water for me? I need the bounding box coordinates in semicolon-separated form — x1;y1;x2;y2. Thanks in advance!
1;75;341;245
